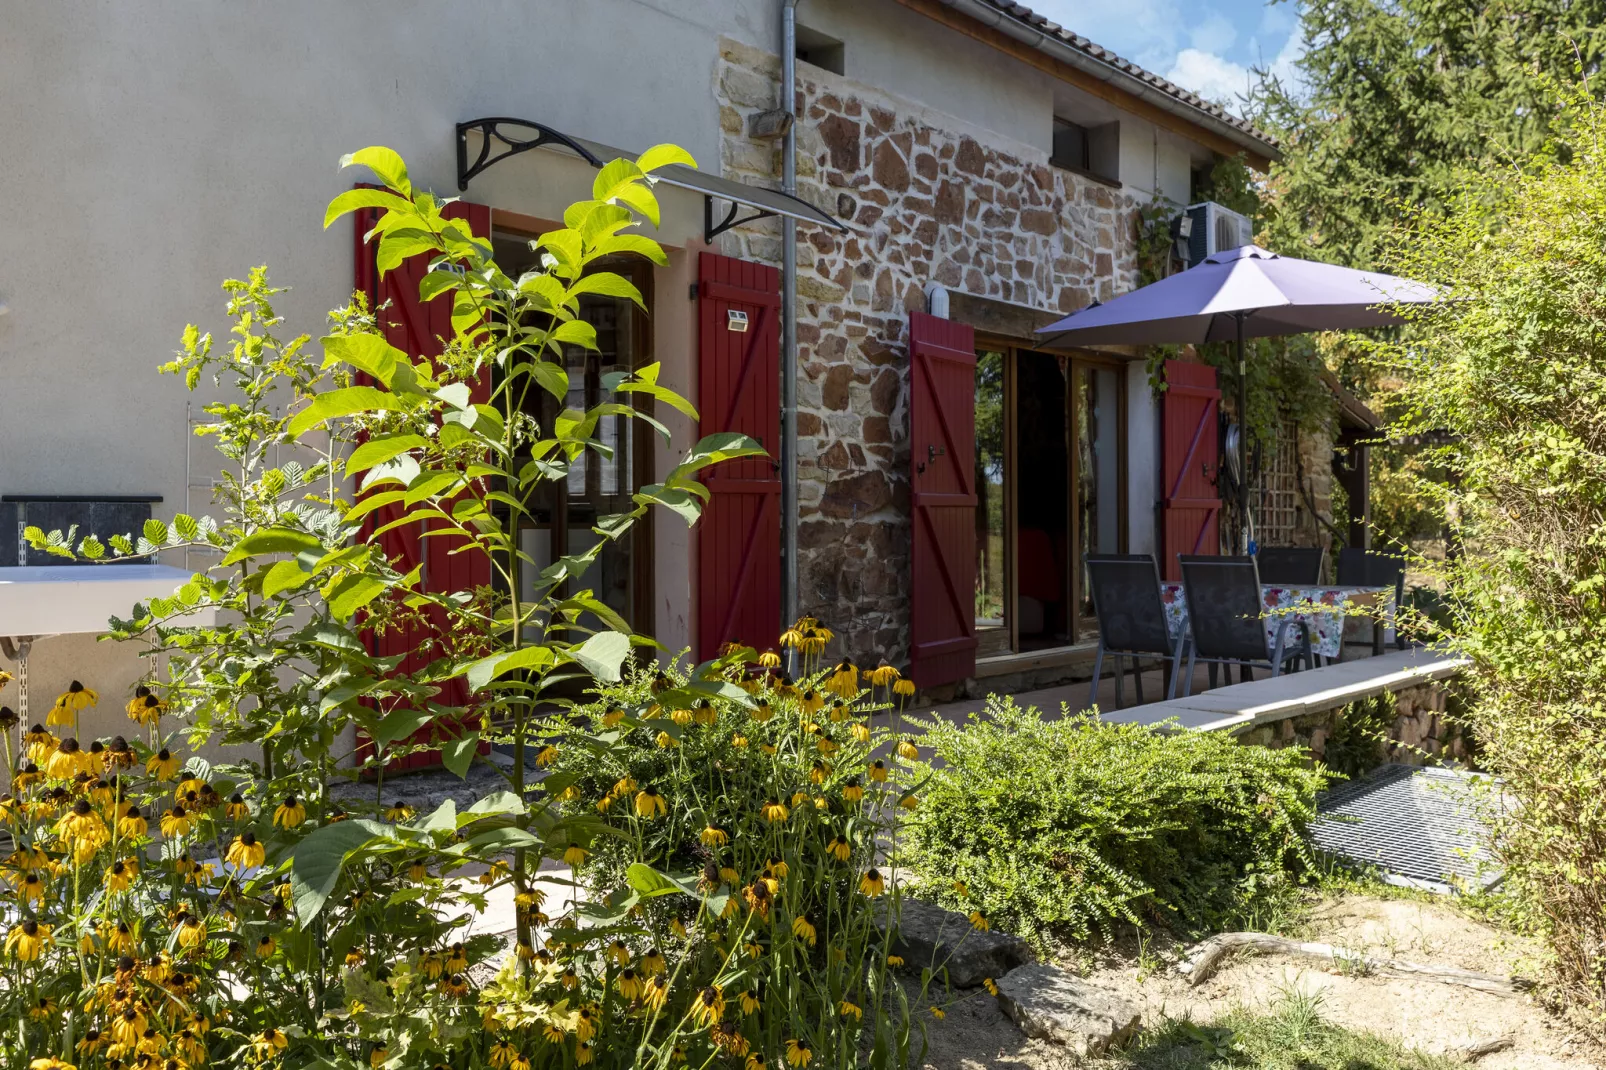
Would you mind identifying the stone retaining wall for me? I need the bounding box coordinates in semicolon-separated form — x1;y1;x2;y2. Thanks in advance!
1237;680;1471;770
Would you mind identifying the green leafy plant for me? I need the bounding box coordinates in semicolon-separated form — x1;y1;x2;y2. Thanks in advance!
5;143;795;1069
1377;82;1606;1028
903;697;1329;950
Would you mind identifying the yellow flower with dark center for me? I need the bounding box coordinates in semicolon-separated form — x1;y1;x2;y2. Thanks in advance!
791;914;817;946
226;831;265;869
575;1042;594;1066
273;795;306;828
86;740;107;774
563;845;588;866
851;723;871;743
968;910;989;931
407;859;429;882
45;702;73;730
670;708;694;727
952;880;969;898
252;1028;289;1057
535;745;560;767
488;1040;515;1069
601;708;626;728
760;798;789;823
828;701;848;722
840;999;863;1020
27;994;57;1022
12;762;41;791
105;858;138;894
894;677;916;698
691;985;725;1028
699;825;728;847
612;776;637;796
442;973;469;997
445;942;468;972
817;735;840;757
744;880;772;918
55;680;97;714
146;748;180;780
118;804;147;838
225;793;249;821
859;868;886;897
801;690;824;716
809;760;829;785
479;859;510;886
371;1048;391;1069
160;805;192;839
106;737;134;769
842;778;864;803
785;1038;813;1067
670;917;688;940
779;626;804;649
654;731;678;750
931;1006;946;1020
633;787;667;819
46;738;89;780
542;1021;567;1043
758;649;781;668
693;700;718;726
886;954;905;968
638;946;666;975
897;738;920;761
983;976;999;996
605;938;631;967
616;967;642;1000
825;836;852;862
575;1007;598;1043
255;934;276;958
560;967;580;989
791;790;809;808
868;760;888;782
6;919;49;960
827;659;859;698
900;794;920;811
77;1029;107;1055
418;951;444;979
14;872;45;906
59;796;106;841
103;919;133;952
767;857;789;878
175;913;205;950
641;973;669;1011
383;803;413;822
732;734;749;748
739;986;763;1015
869;662;900;687
750;701;774;723
175;776;205;801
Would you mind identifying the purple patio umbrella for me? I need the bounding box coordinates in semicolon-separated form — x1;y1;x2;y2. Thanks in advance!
1036;245;1437;550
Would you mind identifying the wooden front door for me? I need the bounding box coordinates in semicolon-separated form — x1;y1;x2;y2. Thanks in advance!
696;252;782;660
1159;358;1221;579
908;312;978;687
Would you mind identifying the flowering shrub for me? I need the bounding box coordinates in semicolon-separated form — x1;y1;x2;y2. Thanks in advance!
1;144;845;1070
903;697;1329;950
543;628;943;1069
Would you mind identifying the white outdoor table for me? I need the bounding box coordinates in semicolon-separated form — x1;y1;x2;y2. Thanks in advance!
0;564;216;728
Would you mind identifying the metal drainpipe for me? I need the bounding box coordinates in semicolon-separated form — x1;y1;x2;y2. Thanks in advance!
781;0;801;636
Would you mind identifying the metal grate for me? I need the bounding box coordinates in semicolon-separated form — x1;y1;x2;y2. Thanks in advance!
1312;763;1503;894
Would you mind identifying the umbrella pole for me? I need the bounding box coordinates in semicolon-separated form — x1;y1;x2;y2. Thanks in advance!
1235;311;1249;555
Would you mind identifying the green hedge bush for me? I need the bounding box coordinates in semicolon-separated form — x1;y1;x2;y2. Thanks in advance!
903;698;1329;948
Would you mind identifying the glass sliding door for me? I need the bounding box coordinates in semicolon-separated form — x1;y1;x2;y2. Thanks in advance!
973;342;1126;657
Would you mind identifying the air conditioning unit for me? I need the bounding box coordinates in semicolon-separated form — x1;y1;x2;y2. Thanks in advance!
1180;202;1253;266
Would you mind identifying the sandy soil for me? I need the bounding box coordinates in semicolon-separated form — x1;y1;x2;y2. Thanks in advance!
917;895;1599;1069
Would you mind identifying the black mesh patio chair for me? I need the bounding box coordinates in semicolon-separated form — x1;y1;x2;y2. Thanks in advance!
1255;545;1327;585
1337;548;1407;652
1085;554;1187;709
1178;555;1314;694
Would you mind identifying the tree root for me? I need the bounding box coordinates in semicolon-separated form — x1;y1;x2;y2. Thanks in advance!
1175;931;1531;997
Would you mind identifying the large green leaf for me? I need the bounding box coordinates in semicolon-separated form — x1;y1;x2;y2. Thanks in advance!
339;146;412;198
636;143;697;174
441;731;480;779
324;187;413;230
568;631;631;682
287;387;412;441
261;559;313;599
289;819;395;928
371;707;434;751
326;574;388;621
222;527;323;565
675;432;769;476
625;863;688;899
347;434;431;476
322;334;420;394
463;646;555;693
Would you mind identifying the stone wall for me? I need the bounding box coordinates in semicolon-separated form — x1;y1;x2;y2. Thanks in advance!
714;37;1140;664
1237;680;1472;770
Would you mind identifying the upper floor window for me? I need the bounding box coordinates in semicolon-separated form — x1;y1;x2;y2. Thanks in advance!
795;25;845;75
1052;118;1120;186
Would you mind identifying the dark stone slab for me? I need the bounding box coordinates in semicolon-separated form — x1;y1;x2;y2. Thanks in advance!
878;898;1034;989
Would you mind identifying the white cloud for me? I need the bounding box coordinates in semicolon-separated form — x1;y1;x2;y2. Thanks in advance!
1167;48;1255;108
1189;12;1237;56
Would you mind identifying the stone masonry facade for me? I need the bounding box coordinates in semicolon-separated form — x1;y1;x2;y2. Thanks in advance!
714;37;1140;665
1237;680;1471;769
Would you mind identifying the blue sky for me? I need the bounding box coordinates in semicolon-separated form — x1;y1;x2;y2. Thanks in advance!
1022;0;1303;113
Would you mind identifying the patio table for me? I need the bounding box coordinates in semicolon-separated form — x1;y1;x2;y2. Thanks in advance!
1159;582;1394;661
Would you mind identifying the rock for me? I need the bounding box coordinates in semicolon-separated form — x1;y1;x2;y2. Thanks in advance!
878;898;1033;989
994;964;1140;1056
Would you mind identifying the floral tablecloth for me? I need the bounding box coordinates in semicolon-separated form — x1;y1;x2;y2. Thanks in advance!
1159;583;1394;660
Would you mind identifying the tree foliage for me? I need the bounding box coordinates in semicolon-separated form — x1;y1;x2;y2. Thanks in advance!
1381;85;1606;1027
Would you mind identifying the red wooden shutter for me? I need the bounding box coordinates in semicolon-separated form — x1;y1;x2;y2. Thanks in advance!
354;196;492;769
696;252;781;661
1159;358;1221;580
908;312;977;687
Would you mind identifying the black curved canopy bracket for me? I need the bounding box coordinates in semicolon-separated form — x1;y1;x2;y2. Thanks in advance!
456;118;602;191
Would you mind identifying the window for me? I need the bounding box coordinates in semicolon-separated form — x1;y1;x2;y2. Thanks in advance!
1051;118;1120;185
490;229;655;634
973;344;1127;657
795;25;844;75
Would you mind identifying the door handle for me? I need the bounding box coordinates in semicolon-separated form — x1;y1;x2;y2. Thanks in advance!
927;444;946;462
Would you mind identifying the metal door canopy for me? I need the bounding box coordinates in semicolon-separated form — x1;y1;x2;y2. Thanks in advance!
1312;763;1505;895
